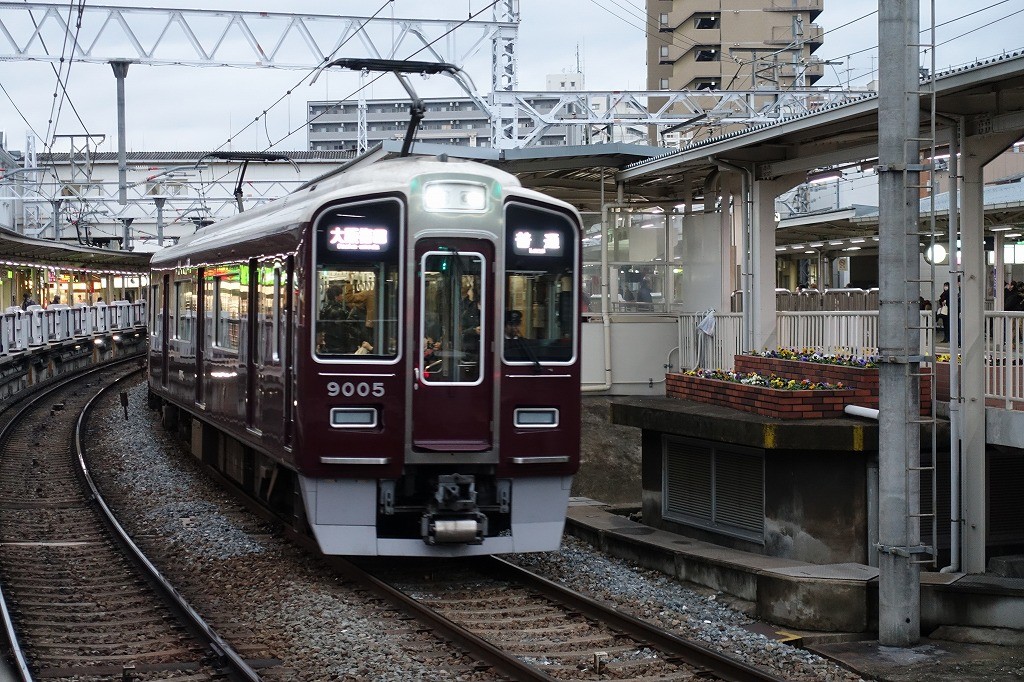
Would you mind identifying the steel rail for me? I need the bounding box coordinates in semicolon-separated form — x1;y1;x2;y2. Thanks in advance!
327;556;559;682
0;356;141;681
484;556;789;682
74;370;264;682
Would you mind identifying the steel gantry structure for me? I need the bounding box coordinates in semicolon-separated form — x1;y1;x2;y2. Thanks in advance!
0;2;865;244
0;2;865;150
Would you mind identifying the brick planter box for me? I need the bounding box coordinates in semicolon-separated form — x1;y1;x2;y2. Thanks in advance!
734;355;932;415
665;372;872;420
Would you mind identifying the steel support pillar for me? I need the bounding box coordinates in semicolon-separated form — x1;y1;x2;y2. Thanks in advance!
110;60;130;206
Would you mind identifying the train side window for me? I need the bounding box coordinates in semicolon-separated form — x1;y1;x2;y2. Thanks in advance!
173;276;196;341
210;263;246;353
256;262;282;365
150;281;161;339
503;203;579;365
313;199;401;361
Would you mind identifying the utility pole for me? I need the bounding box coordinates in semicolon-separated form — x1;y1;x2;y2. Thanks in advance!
876;0;922;647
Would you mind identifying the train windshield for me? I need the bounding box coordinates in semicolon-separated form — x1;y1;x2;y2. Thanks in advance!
313;199;401;360
419;251;485;385
503;203;578;364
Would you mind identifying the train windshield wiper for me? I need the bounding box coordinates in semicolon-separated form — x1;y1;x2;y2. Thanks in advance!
513;336;544;372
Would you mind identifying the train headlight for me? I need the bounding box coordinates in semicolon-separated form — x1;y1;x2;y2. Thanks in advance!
330;407;378;428
514;407;559;428
422;181;487;213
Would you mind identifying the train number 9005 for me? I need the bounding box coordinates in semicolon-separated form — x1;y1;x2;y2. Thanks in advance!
327;381;385;398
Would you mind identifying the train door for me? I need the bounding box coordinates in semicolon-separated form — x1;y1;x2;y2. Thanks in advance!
160;273;169;387
195;268;206;407
253;259;287;441
412;239;493;451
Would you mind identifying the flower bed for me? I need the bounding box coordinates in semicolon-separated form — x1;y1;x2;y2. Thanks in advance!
735;351;931;415
666;369;871;420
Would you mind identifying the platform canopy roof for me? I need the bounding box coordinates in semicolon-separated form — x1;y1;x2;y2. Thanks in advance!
0;227;151;272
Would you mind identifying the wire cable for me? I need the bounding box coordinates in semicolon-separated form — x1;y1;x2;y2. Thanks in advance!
39;0;93;151
211;0;396;153
263;1;500;152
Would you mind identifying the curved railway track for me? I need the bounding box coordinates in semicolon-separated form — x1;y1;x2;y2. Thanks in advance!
0;360;265;681
336;555;787;682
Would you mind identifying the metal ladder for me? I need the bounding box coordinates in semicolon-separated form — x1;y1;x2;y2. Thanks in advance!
901;4;941;569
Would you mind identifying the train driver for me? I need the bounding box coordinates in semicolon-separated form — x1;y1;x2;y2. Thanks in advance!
504;310;522;339
319;284;352;353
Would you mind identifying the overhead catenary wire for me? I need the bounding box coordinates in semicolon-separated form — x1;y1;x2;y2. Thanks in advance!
262;0;502;152
823;2;1018;87
37;0;94;152
210;0;397;154
189;1;501;200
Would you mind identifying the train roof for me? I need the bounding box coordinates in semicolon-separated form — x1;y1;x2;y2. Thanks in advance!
152;153;579;267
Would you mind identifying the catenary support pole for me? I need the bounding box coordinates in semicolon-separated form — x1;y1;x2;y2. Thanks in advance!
877;0;922;646
110;60;130;207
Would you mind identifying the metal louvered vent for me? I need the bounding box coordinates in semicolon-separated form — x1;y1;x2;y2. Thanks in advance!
665;439;712;520
663;436;764;541
714;450;763;533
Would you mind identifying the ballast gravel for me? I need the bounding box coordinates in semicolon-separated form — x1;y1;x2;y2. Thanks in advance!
87;382;864;681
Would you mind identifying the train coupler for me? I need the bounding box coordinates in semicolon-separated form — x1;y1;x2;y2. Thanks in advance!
421;512;487;545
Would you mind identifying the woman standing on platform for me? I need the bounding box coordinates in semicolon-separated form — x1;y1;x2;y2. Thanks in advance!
937;282;950;343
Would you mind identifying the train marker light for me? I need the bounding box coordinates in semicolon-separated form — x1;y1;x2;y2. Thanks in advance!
330;407;378;428
514;407;559;428
423;181;487;213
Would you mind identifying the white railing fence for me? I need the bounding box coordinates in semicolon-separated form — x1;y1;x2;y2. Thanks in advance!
677;310;1024;406
0;301;147;358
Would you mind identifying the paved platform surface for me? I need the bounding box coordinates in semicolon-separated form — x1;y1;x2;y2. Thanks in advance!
565;500;1024;682
809;635;1024;681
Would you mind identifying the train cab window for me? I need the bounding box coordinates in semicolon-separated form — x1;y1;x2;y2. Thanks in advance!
503;203;578;364
419;252;485;385
314;200;401;360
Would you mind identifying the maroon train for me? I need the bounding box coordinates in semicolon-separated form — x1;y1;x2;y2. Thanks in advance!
147;154;583;556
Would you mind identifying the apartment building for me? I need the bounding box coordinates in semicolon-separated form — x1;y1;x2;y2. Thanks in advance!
308;94;583;152
647;0;825;91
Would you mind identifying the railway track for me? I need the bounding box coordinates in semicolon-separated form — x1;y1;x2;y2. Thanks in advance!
0;360;267;681
337;555;787;682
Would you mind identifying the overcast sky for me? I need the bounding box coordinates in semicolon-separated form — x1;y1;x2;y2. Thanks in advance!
0;1;1022;155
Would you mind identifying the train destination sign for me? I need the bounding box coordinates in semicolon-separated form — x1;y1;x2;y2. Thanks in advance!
512;229;562;257
327;226;389;251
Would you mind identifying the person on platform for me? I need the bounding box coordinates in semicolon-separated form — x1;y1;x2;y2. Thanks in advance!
1005;281;1022;312
937;282;950;343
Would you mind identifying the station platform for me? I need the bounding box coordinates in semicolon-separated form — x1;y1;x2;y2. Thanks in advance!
564;500;1024;681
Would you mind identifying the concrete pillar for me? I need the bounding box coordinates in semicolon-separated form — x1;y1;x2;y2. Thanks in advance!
751;175;800;351
959;131;1019;573
876;0;921;647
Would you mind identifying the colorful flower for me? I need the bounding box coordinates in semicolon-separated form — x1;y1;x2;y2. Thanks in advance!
683;368;842;390
750;347;878;368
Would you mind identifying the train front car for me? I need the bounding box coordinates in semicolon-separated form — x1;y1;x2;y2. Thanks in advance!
302;158;583;556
